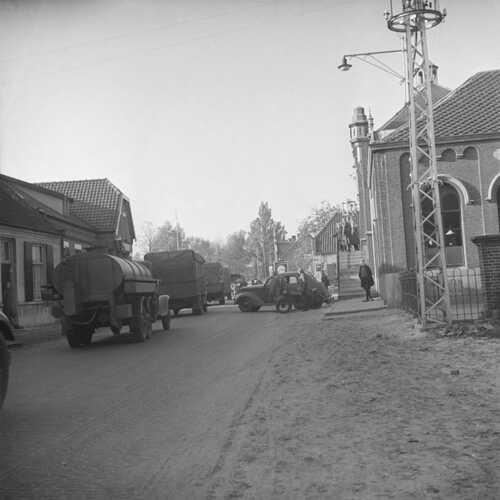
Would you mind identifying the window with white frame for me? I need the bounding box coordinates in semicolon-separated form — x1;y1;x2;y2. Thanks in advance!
31;245;46;301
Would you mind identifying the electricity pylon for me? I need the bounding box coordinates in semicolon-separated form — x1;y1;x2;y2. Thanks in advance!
387;0;451;326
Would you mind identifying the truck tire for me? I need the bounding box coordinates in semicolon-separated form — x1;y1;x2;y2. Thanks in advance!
192;296;203;315
162;313;171;331
131;297;151;342
65;324;92;348
0;334;10;410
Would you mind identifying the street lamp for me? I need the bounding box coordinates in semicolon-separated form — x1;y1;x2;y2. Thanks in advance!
337;50;405;83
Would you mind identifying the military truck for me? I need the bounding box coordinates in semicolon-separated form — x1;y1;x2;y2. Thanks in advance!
145;250;207;316
51;251;171;348
204;263;231;305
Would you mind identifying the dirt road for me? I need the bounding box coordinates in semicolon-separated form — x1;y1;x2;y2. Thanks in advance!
2;305;500;499
208;309;500;499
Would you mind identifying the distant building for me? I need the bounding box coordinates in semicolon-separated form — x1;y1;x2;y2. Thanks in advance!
351;69;500;303
0;175;135;326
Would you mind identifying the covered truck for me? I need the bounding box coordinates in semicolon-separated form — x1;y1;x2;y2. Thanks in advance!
144;250;207;316
51;251;170;348
204;263;231;305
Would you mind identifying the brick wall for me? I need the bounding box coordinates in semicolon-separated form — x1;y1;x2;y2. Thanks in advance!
472;234;500;316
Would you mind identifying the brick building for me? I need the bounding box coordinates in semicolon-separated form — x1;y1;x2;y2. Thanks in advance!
351;69;500;304
0;176;135;326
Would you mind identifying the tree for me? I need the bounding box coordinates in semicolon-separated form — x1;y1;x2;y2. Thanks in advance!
184;236;222;262
248;202;286;279
220;231;252;275
138;221;156;255
297;201;340;239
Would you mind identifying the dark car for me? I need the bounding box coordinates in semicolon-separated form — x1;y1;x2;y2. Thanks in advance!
0;311;15;409
236;271;330;313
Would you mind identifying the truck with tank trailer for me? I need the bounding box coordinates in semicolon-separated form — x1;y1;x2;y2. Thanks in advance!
51;251;171;348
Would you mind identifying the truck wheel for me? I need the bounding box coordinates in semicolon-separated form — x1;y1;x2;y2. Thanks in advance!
66;329;82;348
0;334;10;410
162;313;171;331
131;297;150;342
192;296;203;315
131;316;147;342
79;327;93;346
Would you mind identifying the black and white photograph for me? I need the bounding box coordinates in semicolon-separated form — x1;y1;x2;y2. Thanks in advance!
1;0;500;498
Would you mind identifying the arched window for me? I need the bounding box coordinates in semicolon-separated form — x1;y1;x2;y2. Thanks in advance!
496;185;500;232
463;147;478;160
441;184;462;247
441;148;456;162
421;183;464;266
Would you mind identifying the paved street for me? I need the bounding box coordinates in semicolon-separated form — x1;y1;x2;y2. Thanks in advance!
0;305;322;500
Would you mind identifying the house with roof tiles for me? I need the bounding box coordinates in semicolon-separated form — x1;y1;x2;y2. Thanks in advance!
350;69;500;304
0;175;135;327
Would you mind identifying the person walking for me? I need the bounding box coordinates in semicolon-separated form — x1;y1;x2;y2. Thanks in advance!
358;259;374;302
321;271;330;288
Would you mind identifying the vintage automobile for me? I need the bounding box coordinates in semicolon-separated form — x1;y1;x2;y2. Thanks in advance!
0;311;15;410
236;271;330;313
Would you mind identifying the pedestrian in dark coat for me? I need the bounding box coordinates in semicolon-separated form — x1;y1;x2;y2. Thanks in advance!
321;271;330;288
358;259;374;301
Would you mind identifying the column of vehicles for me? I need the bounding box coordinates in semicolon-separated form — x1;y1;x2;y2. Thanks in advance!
16;249;330;353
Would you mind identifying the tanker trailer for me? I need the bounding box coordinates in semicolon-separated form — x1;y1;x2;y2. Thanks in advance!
51;252;171;348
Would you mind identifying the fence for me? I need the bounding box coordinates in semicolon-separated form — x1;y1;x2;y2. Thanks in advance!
399;268;485;322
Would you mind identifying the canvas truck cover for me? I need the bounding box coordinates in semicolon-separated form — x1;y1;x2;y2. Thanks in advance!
144;250;205;299
204;262;224;293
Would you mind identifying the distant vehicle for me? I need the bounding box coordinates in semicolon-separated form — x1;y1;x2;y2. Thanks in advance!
145;250;207;316
51;251;171;348
236;272;330;313
0;311;15;409
204;263;231;305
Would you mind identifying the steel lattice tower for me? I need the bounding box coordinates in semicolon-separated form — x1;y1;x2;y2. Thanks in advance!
387;0;451;326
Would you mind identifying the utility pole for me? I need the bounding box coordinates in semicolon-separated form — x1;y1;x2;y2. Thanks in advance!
386;0;450;326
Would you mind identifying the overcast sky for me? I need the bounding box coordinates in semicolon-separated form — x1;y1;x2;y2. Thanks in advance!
0;0;498;242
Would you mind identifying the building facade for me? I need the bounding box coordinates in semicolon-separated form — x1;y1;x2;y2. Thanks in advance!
351;69;500;304
0;176;135;327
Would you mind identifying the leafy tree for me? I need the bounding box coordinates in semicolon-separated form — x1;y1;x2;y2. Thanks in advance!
185;236;223;262
220;231;252;275
248;202;286;279
297;201;340;239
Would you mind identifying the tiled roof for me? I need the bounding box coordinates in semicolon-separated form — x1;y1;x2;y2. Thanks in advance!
12;186;96;231
38;179;122;232
381;70;500;143
377;83;450;138
0;180;60;234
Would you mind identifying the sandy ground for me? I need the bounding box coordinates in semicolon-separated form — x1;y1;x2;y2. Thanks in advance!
207;309;500;499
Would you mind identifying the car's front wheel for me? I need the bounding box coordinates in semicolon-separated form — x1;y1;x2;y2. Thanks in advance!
276;297;292;313
238;297;254;312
